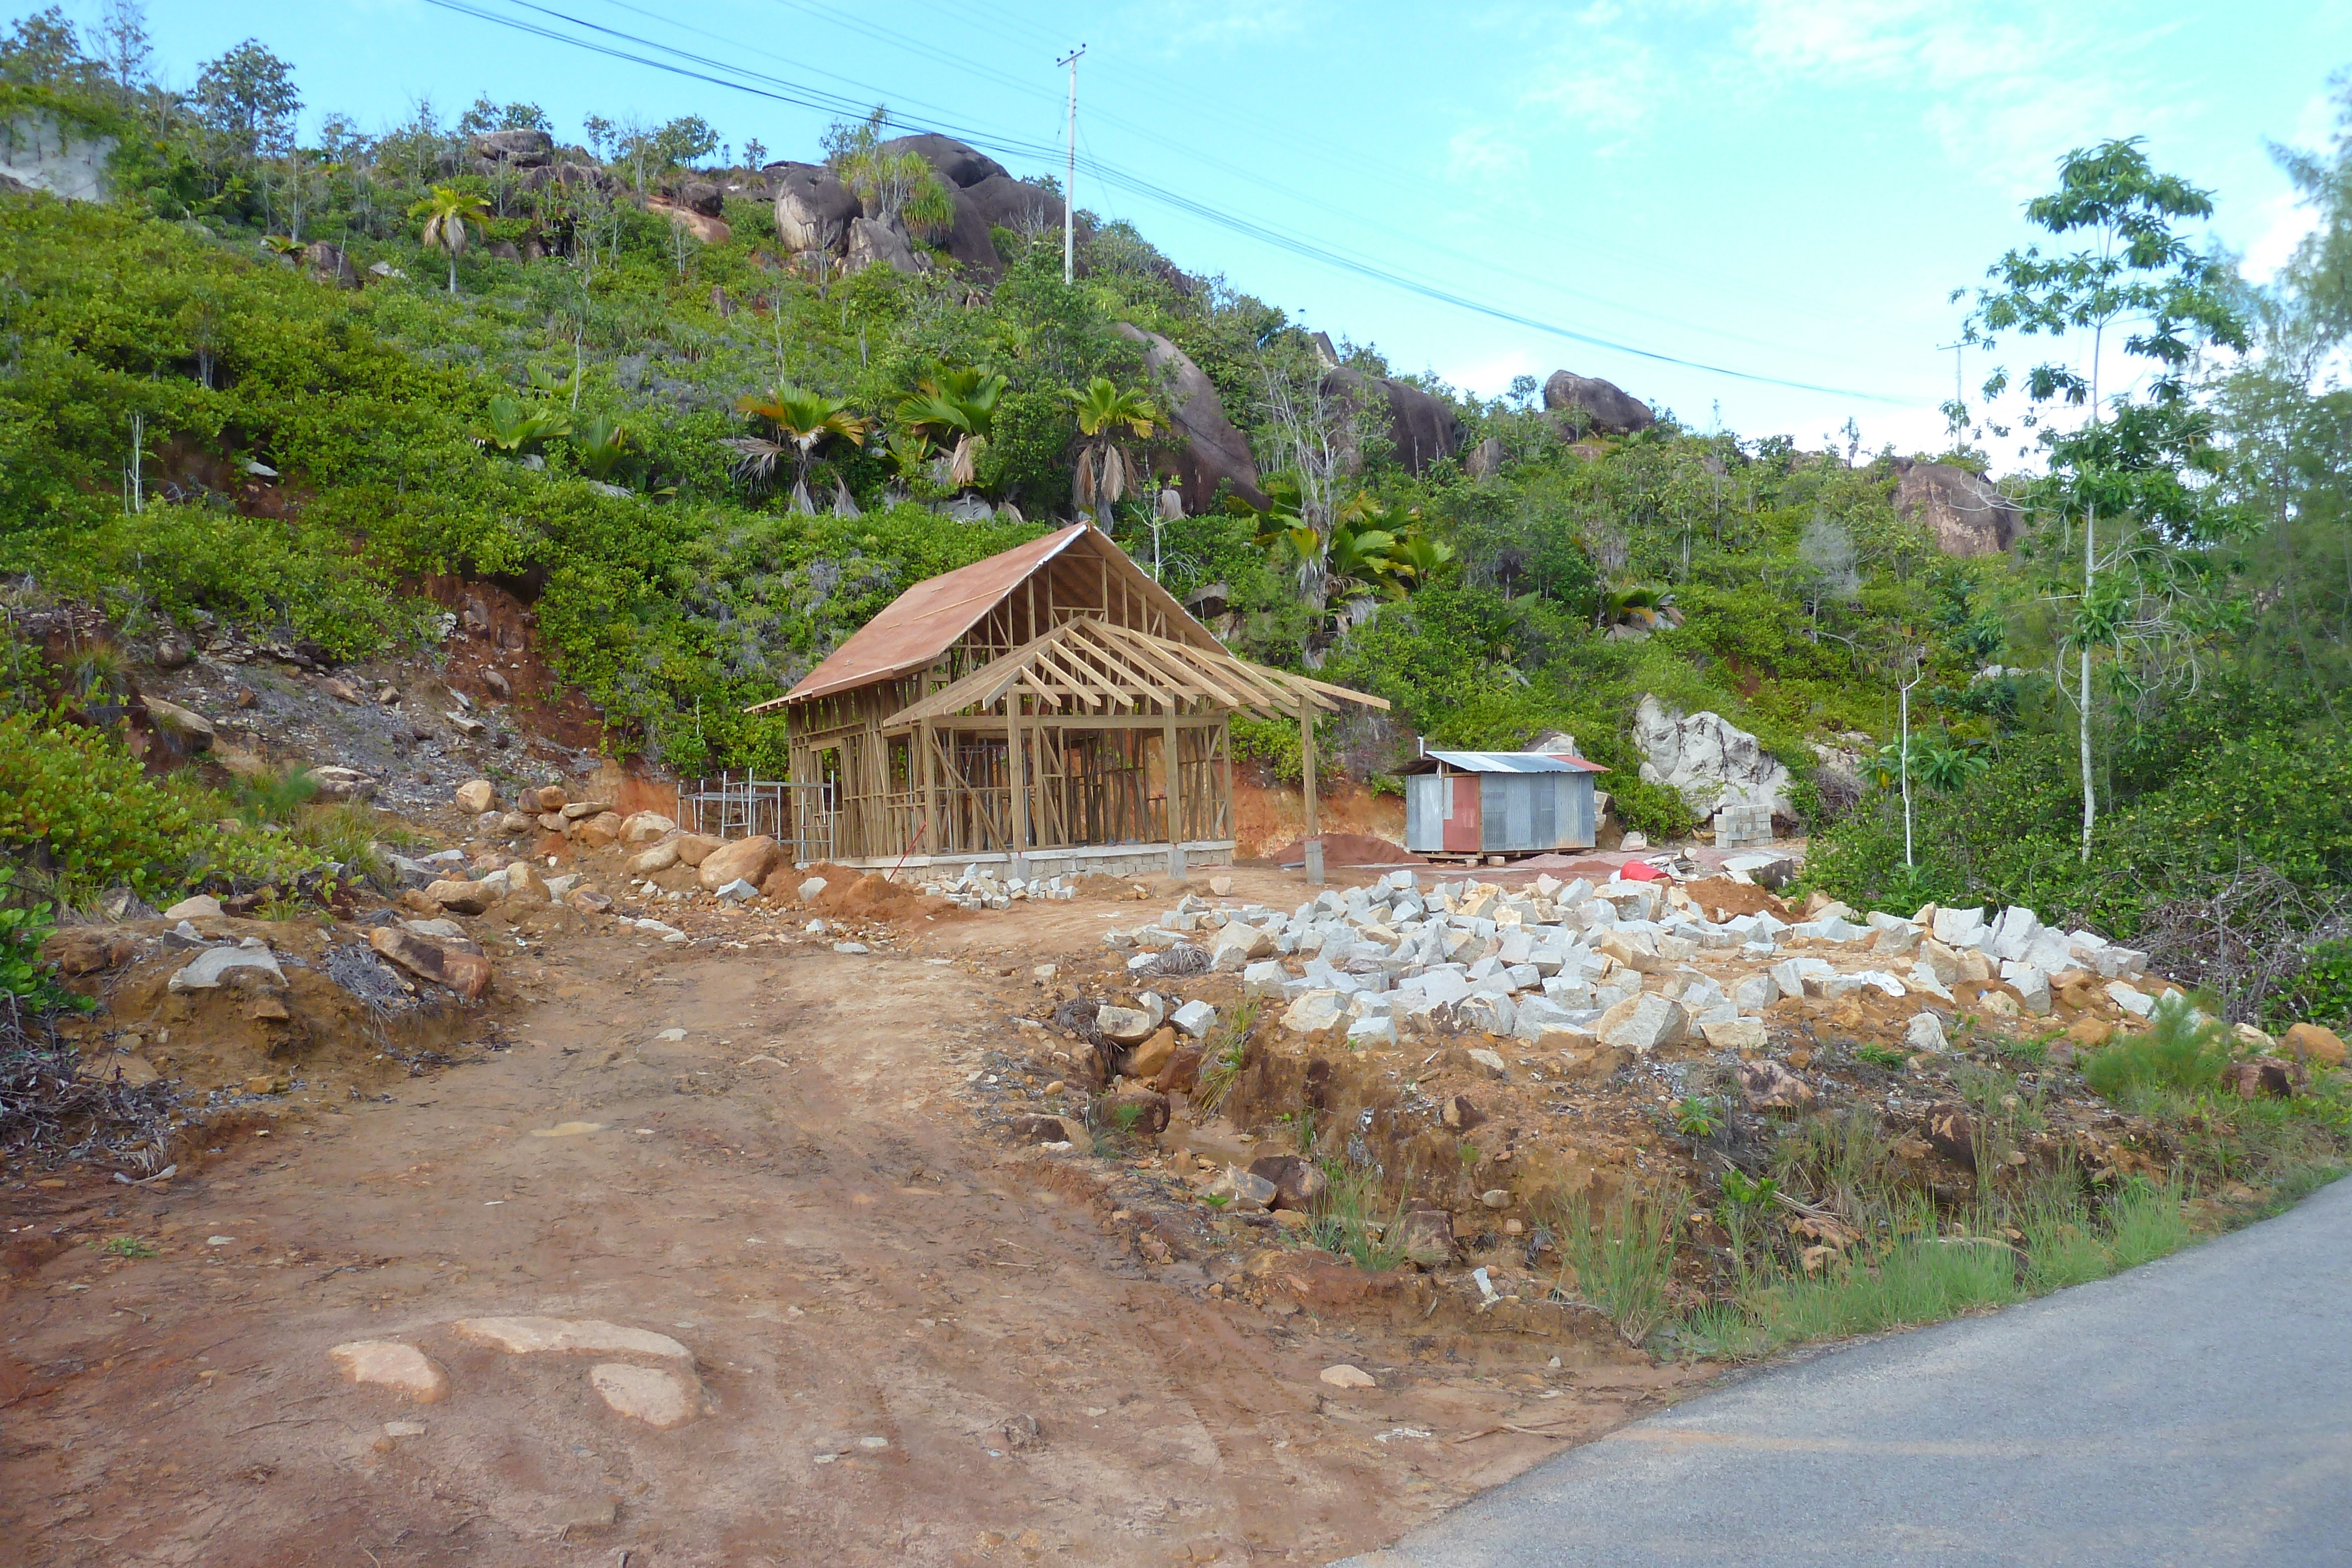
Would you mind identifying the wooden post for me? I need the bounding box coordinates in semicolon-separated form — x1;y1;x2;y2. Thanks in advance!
1164;705;1186;881
1007;696;1029;880
918;718;937;863
1218;714;1235;845
1299;696;1323;885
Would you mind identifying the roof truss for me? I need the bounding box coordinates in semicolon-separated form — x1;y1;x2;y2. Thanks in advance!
883;616;1388;728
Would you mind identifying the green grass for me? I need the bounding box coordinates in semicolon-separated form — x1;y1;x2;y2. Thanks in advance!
99;1235;158;1259
1675;1177;2196;1362
1310;1155;1410;1271
1554;1186;1685;1346
2082;998;2234;1110
1194;1000;1258;1115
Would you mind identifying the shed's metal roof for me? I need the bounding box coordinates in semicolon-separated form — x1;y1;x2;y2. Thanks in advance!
1402;750;1610;775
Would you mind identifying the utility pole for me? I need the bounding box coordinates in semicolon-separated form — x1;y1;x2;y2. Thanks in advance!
1058;45;1085;285
1936;339;1965;441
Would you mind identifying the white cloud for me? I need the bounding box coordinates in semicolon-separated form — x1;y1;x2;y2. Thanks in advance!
2240;188;2318;283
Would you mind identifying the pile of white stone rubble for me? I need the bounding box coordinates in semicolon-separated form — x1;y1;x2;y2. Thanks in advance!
918;866;1079;911
1104;871;2177;1059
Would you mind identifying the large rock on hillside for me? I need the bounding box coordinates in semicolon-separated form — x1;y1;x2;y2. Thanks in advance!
1117;323;1268;511
961;173;1060;233
940;184;1008;275
769;162;862;254
1633;694;1795;820
1892;459;2020;557
469;129;554;166
880;133;1008;189
1324;367;1466;475
1544;371;1655;436
845;216;923;275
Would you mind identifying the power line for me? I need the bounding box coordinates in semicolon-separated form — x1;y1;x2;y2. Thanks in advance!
419;0;1919;404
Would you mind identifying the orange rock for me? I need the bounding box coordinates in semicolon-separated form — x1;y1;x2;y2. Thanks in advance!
368;926;493;1002
2284;1023;2347;1068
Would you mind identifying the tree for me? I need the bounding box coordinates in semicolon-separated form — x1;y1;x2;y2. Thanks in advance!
0;6;98;90
726;386;871;514
897;368;1005;488
410;183;490;295
823;108;954;238
193;39;300;159
90;0;151;101
480;395;572;456
652;115;720;170
1959;138;2249;860
1065;377;1157;529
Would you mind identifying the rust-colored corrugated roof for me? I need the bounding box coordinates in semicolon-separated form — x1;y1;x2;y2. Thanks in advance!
780;524;1090;705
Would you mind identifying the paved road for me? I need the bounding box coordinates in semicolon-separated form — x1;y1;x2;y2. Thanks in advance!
1346;1177;2352;1567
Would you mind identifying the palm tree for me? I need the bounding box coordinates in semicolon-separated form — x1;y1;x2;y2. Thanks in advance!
726;385;871;514
1385;531;1456;589
409;184;491;295
897;367;1005;489
574;416;632;482
1596;583;1677;633
481;394;573;456
1065;376;1157;526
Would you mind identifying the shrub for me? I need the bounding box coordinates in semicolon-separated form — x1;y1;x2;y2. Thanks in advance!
0;712;319;900
2081;997;2234;1110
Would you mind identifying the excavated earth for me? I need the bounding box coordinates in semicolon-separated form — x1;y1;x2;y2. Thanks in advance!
1;860;1703;1567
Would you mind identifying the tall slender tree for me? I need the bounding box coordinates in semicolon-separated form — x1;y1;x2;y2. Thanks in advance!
1959;138;2248;860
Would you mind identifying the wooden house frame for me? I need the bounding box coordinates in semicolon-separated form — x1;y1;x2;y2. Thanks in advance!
747;524;1386;880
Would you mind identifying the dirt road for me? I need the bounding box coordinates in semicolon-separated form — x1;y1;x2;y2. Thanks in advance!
4;904;1693;1566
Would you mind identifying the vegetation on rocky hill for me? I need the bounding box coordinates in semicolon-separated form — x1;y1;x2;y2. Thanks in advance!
0;8;2345;1022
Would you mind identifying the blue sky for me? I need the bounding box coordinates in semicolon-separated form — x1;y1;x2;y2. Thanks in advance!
121;0;2352;470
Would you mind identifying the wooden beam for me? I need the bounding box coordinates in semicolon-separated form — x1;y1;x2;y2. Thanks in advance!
1300;694;1322;886
1164;709;1185;878
1007;694;1029;871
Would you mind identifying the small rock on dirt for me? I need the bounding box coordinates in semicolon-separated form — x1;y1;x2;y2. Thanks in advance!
2224;1058;2304;1099
674;834;721;867
1170;999;1218;1038
453;779;496;814
1441;1095;1484;1130
2284;1023;2347;1068
1738;1058;1815;1111
1010;1113;1093;1154
1906;1012;1950;1053
1699;1017;1766;1052
1127;1027;1178;1079
589;1363;702;1429
167;945;286;992
425;878;492;915
799;875;828;902
1281;989;1347;1034
1319;1364;1376;1389
368;926;493;1002
1464;1047;1508;1077
450;1316;691;1361
1248;1154;1328;1210
1205;1164;1277;1212
1094;1005;1158;1046
329;1341;449;1403
1389;1208;1457;1268
630;841;682;874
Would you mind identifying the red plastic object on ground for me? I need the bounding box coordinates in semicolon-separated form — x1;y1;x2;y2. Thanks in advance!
1617;860;1665;882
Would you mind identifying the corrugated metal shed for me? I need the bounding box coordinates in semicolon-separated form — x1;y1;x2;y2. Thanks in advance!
1401;750;1606;855
1404;750;1609;775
